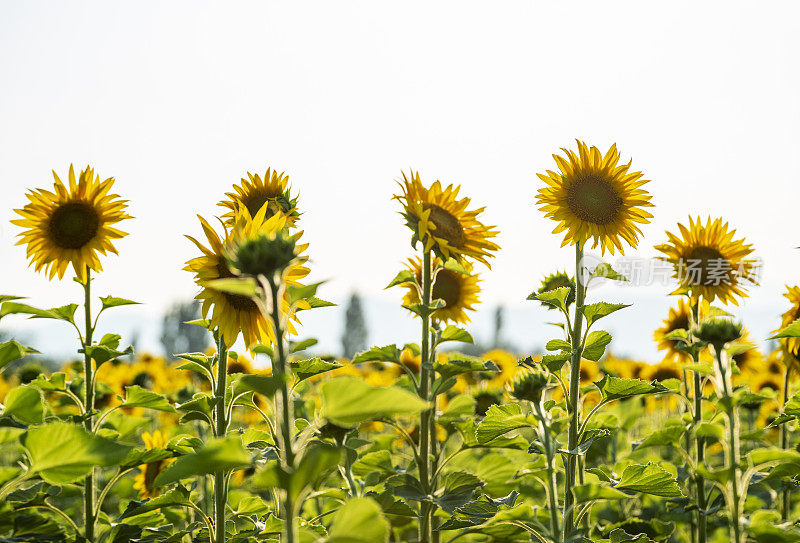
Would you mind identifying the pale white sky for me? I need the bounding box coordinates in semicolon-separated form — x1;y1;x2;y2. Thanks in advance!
2;2;799;361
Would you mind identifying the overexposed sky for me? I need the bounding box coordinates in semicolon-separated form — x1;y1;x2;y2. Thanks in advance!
1;2;799;360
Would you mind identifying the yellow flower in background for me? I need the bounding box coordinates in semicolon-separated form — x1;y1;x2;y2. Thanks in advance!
602;352;647;380
227;355;256;375
653;299;696;364
654;216;758;305
219;167;299;227
133;430;172;499
12;164;131;281
483;349;522;388
394;170;499;267
729;330;764;380
642;360;683;383
535;140;653;255
579;358;600;385
401;257;481;324
184;207;309;348
777;285;800;372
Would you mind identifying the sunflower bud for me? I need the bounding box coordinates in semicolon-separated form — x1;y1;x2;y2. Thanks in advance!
695;319;743;352
537;272;576;309
232;231;297;278
510;368;550;403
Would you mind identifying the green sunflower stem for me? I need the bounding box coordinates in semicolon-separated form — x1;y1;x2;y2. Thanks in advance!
690;301;707;543
82;267;96;543
533;400;560;541
418;250;433;543
782;368;791;521
429;328;440;543
563;242;585;542
716;347;743;543
214;333;228;543
267;275;298;543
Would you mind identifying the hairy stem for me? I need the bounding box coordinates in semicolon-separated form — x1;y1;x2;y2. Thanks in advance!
781;368;792;521
215;334;228;543
82;268;96;542
418;251;433;543
690;301;707;543
534;401;560;541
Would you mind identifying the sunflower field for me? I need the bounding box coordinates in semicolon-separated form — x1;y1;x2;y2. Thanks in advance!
1;142;800;543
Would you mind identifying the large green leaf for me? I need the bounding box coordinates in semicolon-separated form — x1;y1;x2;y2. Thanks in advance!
476;404;536;444
233;374;286;398
528;286;571;312
324;497;390;542
119;386;176;412
582;302;630;328
615;463;683;498
0;340;39;369
582;330;612;361
595;375;669;402
351;345;402;365
3;385;44;425
0;302;78;323
320;377;428;427
99;295;141;310
154;436;251;486
439;325;474;345
291;358;344;381
23;422;132;484
771;318;800;339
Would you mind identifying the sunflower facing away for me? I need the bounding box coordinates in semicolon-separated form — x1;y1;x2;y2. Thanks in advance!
537;271;576;309
185;206;309;348
654;216;758;305
219;167;299;227
535;140;653;254
394;170;499;267
401;257;480;324
12;164;131;281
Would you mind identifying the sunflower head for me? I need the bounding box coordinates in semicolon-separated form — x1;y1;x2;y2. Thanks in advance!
655;216;758;305
219;168;299;227
393;170;499;267
537;271;576;310
401;257;480;324
653;298;695;363
230;227;297;280
133;430;171;499
643;360;682;383
509;369;549;403
776;285;800;370
535;141;653;255
12;164;131;281
695;319;743;353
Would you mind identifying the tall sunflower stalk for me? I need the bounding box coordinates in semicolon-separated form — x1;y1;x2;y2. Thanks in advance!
394;171;498;542
655;216;757;543
11;165;131;542
776;285;800;521
535;141;652;540
213;332;229;543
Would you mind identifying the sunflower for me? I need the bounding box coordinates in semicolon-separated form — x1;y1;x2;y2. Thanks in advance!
133;430;172;499
602;352;647;380
12;164;131;281
642;360;682;383
394;170;499;267
184;207;309;348
654;216;758;305
537;271;575;309
219;168;299;227
535;141;653;255
401;257;480;324
653;299;694;363
777;285;800;371
729;330;764;378
227;354;255;375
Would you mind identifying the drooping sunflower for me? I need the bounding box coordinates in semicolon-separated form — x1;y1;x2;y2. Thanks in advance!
401;257;480;324
777;285;800;371
184;207;309;348
394;170;499;267
653;299;694;363
133;430;172;499
219;168;299;227
535;141;653;254
654;216;758;305
12;165;131;281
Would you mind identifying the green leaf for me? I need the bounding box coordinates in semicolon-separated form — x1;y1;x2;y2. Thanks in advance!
439;325;474;345
748;447;800;466
287;281;325;306
385;270;416;289
352;345;401;365
99;296;141;310
233;374;286;398
769;393;800;427
0;302;78;323
290;337;318;353
545;339;571;352
439;394;476;424
290;442;342;499
607;528;656;543
0;340;39;369
120;485;192;519
303;296;336;309
582;302;630;328
770;318;800;339
541;352;570;372
204;277;258;297
574;483;629;502
476;404;536;444
23;422;132;484
325;497;390;543
442;258;470;275
185;318;211;328
632;424;686;450
175;352;214;383
436;471;484;512
595;375;668;402
615;463;683;498
320;377;428;427
291;357;344;381
83;343;133;366
31;372;68;392
529;286;571;312
434;355;498;380
582;330;612;361
591;263;629;282
154;436;251;486
3;385;44;424
120;386;176;412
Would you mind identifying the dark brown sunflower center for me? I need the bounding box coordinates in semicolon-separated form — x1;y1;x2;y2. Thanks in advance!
243;189;286;218
215;262;260;312
651;367;682;381
432;269;461;308
48;201;100;249
685;246;730;286
579;368;593;382
758;380;780;393
423;204;465;248
144;460;165;493
565;175;623;225
227;362;249;374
